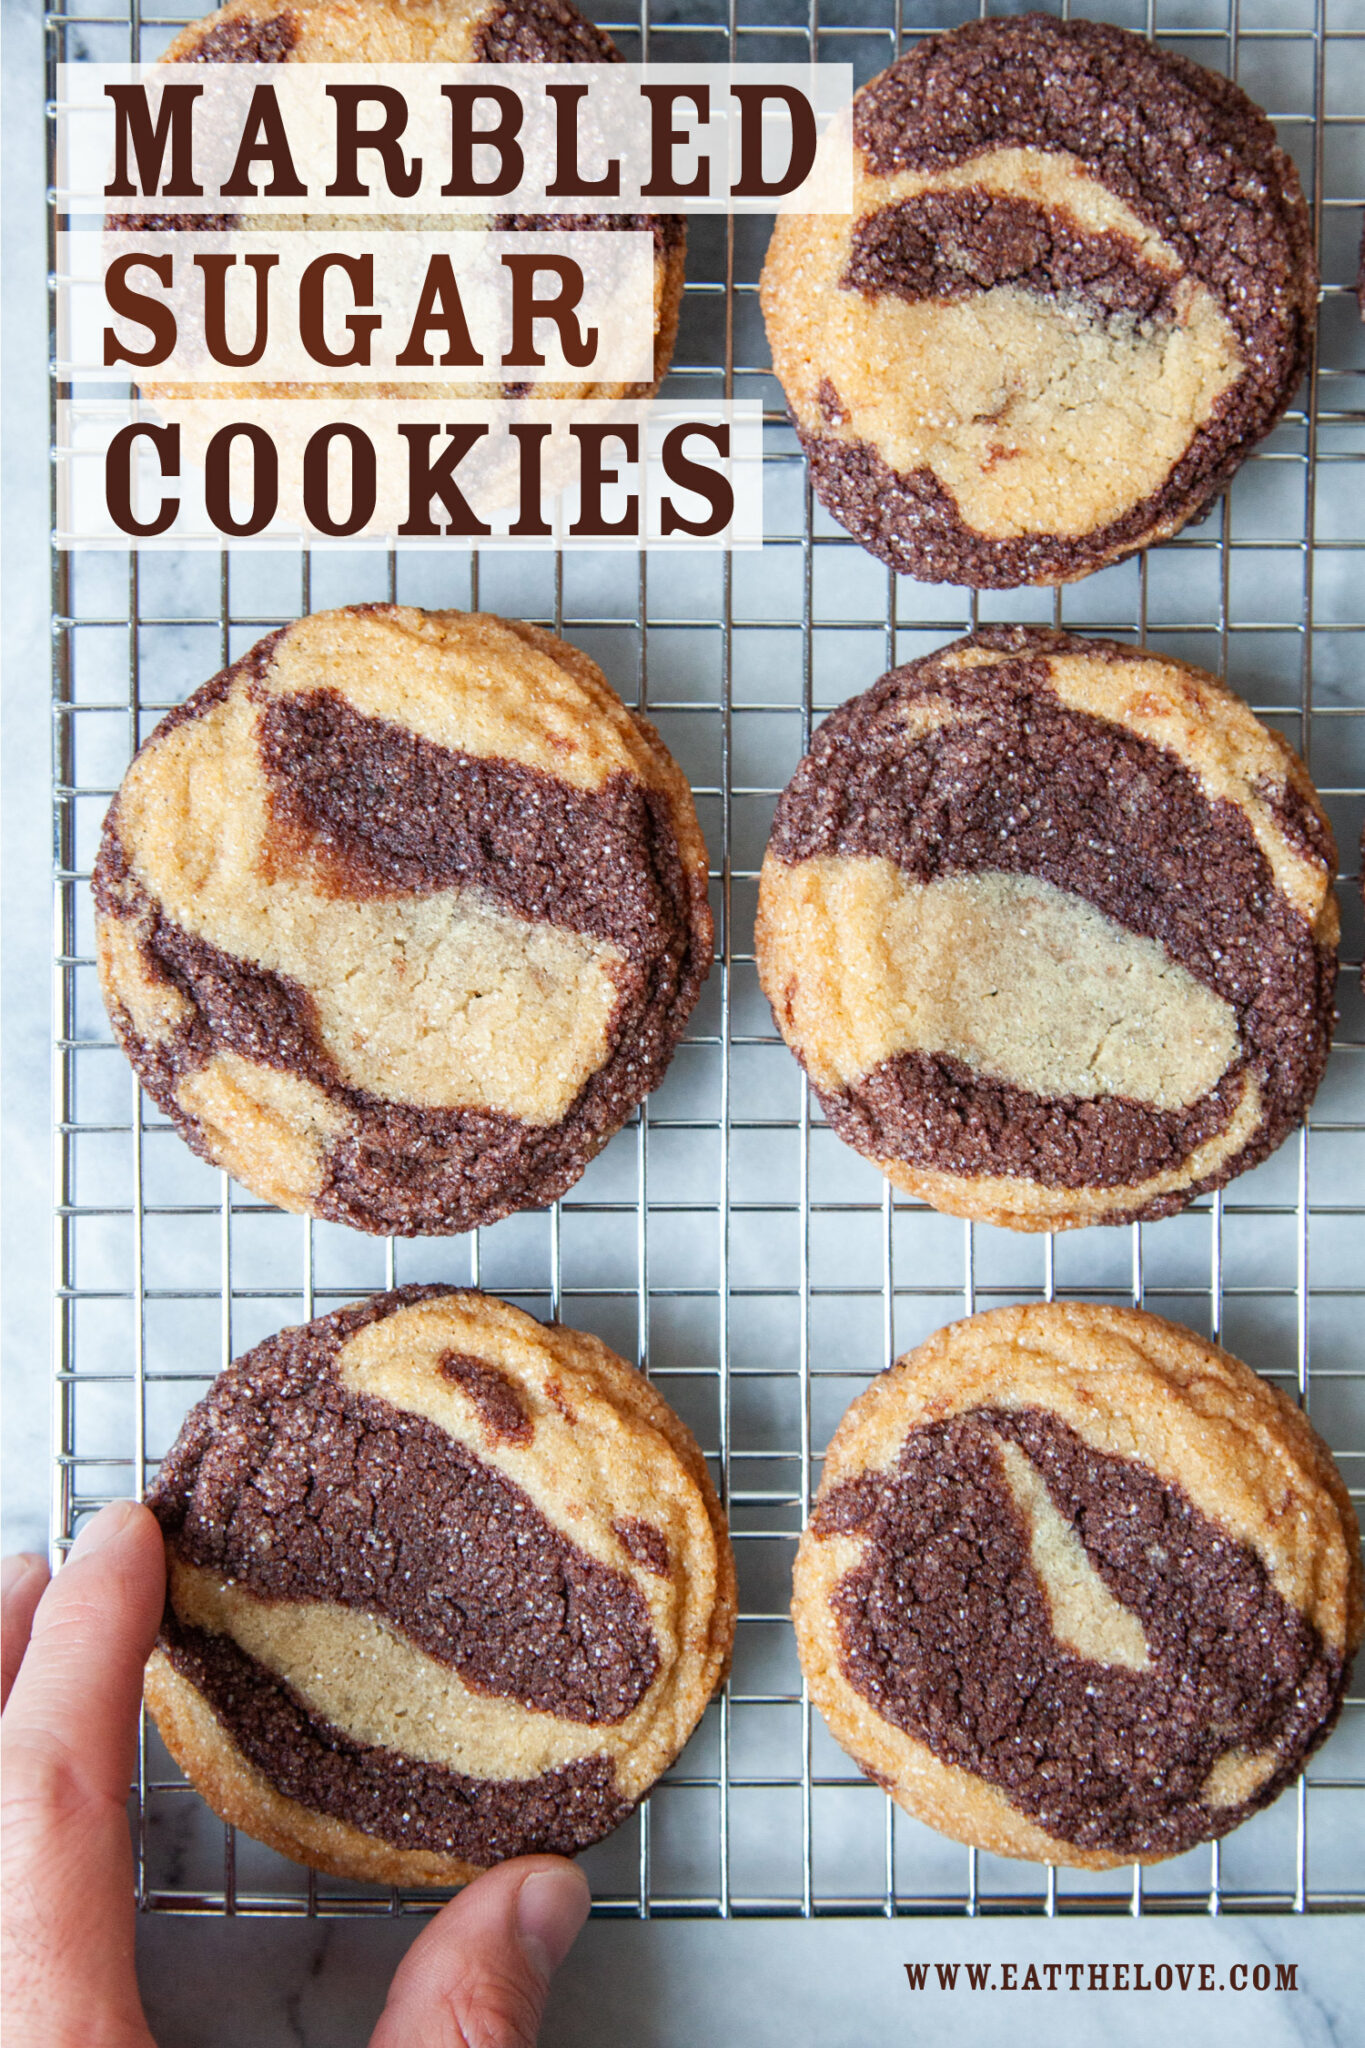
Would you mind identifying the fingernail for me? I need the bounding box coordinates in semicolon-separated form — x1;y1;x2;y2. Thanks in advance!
515;1866;591;1980
1;1553;46;1598
69;1499;140;1560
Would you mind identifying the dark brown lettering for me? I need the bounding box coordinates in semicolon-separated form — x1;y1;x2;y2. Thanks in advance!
545;83;620;197
440;85;524;197
640;84;710;197
302;424;376;537
325;85;421;200
396;424;491;536
394;255;483;368
507;422;552;536
569;424;638;536
103;253;176;367
729;84;817;197
195;252;277;369
661;422;731;536
104;83;203;198
204;422;277;537
104;421;180;537
501;254;595;368
218;82;306;199
298;253;380;369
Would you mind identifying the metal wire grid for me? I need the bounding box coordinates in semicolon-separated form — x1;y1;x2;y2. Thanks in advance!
47;0;1364;1922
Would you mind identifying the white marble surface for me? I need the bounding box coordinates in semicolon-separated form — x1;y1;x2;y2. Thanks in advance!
5;0;1362;2040
135;1916;1361;2047
3;0;58;1562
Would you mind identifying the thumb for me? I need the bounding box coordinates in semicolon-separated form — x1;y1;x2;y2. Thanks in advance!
370;1855;589;2048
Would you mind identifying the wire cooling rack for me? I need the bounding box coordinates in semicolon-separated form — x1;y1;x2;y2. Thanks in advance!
48;0;1364;1920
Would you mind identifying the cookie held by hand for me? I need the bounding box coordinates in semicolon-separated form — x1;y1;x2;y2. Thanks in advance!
95;605;712;1233
793;1304;1362;1869
756;627;1337;1231
145;1287;736;1886
762;13;1316;587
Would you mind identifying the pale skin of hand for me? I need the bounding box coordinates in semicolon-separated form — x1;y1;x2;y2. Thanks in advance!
1;1501;591;2048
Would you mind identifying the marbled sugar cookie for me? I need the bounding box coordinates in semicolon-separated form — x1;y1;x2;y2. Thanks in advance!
756;627;1338;1232
761;14;1316;587
134;0;687;403
94;605;712;1232
793;1304;1363;1869
145;1286;736;1886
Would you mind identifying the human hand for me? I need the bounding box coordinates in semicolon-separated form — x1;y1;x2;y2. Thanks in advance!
1;1501;590;2048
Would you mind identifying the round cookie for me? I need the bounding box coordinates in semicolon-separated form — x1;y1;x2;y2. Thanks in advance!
756;626;1338;1232
127;0;686;403
793;1303;1363;1870
94;604;712;1233
145;1285;737;1886
761;14;1316;587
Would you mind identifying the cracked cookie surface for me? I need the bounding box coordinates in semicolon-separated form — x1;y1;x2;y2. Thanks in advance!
761;13;1316;587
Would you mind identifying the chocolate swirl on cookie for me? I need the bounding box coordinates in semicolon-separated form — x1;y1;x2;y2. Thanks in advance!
145;1287;736;1881
761;14;1317;587
793;1304;1363;1870
841;192;1183;325
757;628;1337;1230
94;607;712;1233
815;1406;1346;1859
154;1296;660;1724
159;1618;633;1861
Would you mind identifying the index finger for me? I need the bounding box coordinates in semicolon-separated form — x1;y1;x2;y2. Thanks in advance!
1;1502;165;2048
1;1556;50;1710
2;1501;165;1812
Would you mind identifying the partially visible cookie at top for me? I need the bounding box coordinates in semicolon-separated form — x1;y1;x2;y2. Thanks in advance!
145;1286;736;1886
756;627;1338;1231
761;14;1316;587
94;605;712;1233
793;1303;1363;1869
127;0;686;403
